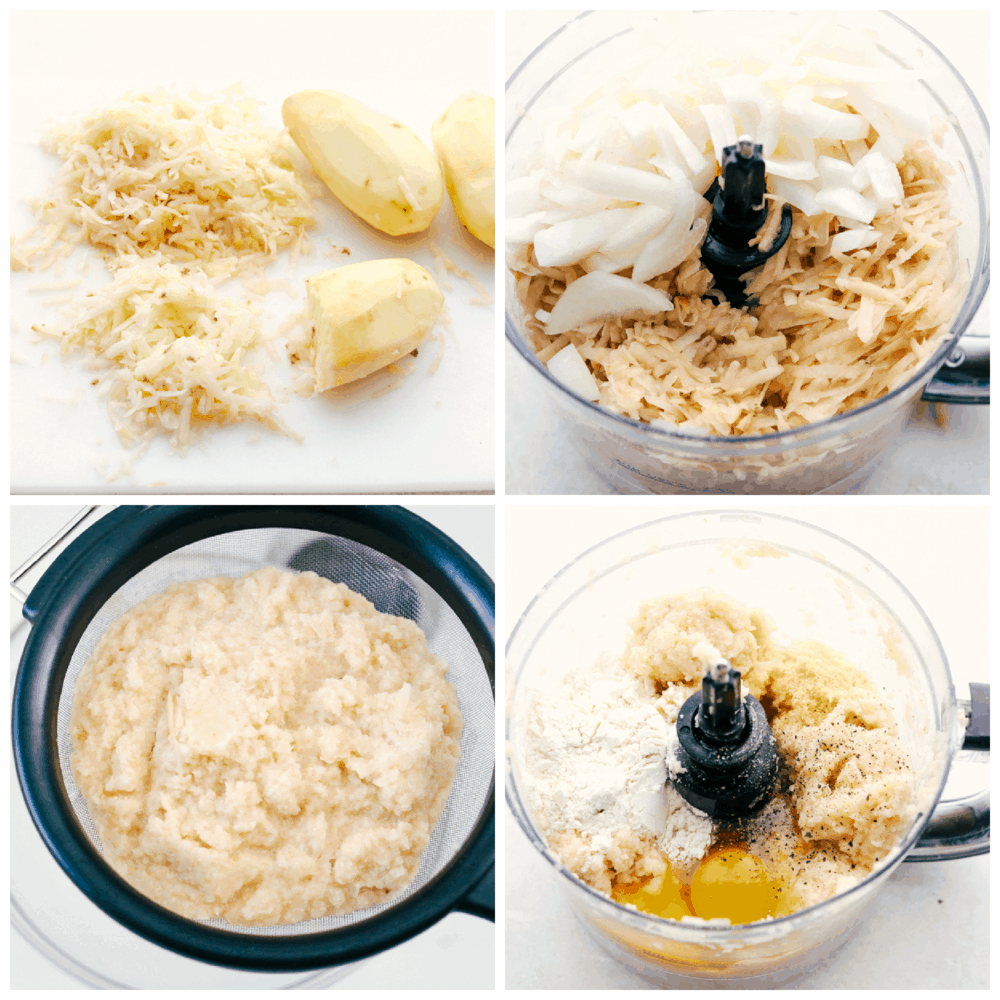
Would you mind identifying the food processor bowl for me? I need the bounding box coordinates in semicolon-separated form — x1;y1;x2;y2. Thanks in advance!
505;510;988;985
504;11;989;495
13;505;494;986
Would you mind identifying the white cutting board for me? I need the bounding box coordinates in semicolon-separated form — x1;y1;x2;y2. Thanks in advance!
10;11;495;494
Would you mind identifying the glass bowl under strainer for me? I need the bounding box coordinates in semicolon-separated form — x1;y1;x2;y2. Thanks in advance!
13;505;494;982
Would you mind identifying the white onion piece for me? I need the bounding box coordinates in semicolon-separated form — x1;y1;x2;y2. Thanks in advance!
804;55;921;85
782;86;870;141
860;151;904;206
843;89;904;159
619;101;659;149
602;204;671;254
764;158;819;181
815;186;877;224
570;160;682;213
653;106;710;175
546;344;601;401
817;155;859;189
506;173;546;218
505;211;549;247
831;227;878;253
700;104;738;164
533;207;637;268
538;178;610;211
584;245;644;273
718;73;780;155
632;188;704;284
769;176;822;217
545;271;673;337
649;156;687;183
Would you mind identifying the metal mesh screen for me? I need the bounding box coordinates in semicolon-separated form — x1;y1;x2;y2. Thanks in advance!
53;527;493;936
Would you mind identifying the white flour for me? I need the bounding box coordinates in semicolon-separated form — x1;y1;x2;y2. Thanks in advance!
523;653;712;874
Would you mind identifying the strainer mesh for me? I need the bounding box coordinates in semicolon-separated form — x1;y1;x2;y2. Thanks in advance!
54;527;493;936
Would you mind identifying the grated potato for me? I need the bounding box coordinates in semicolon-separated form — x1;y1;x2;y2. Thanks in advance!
32;256;299;455
11;86;315;277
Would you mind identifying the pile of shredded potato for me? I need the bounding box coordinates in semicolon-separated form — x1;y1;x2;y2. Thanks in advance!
11;87;315;277
33;256;299;456
518;141;962;436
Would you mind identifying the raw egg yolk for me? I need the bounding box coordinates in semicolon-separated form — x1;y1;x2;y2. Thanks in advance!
612;867;693;921
690;849;782;924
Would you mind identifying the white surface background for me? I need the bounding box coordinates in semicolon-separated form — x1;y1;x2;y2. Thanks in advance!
10;504;495;989
10;10;495;494
504;503;989;989
504;10;990;495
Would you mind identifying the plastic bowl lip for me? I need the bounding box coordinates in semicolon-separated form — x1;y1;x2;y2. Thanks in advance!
504;507;955;938
504;9;990;448
13;504;496;973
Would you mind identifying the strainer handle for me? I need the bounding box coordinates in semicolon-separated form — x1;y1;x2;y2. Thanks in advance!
907;683;989;861
455;863;495;921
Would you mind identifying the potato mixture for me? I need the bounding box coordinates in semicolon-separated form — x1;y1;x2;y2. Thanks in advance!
525;591;916;923
70;567;462;926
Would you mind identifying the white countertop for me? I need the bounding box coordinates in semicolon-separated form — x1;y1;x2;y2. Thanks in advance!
10;505;495;990
503;504;989;988
504;11;989;496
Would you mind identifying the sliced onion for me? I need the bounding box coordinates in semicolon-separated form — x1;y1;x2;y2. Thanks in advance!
505;211;549;247
764;158;819;181
533;207;637;268
570;159;681;213
602;204;671;254
831;227;878;253
768;176;822;217
700;104;738;165
815;186;877;224
719;73;780;155
632;195;706;285
817;155;859;189
653;106;710;175
505;173;545;218
546;344;601;401
545;271;673;337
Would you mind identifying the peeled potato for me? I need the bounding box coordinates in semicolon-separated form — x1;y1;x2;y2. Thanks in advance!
283;90;444;236
432;93;495;248
305;259;444;389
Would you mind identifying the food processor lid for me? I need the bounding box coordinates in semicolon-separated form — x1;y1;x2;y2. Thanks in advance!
13;505;495;972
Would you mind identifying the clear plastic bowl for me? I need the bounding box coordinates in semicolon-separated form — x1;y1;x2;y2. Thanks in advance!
505;511;968;985
505;11;990;494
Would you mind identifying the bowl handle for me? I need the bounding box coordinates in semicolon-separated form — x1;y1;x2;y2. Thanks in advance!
921;335;989;404
907;682;989;861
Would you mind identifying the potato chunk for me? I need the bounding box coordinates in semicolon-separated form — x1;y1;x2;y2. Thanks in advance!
305;259;443;389
283;90;443;236
432;93;495;248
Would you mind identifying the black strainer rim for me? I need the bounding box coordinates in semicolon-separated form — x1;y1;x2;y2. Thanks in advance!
13;504;495;973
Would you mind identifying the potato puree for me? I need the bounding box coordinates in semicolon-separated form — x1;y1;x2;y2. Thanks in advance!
524;592;916;921
70;567;462;926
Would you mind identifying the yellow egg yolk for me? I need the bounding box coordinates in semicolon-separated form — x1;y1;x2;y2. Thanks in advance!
612;867;693;921
690;848;785;924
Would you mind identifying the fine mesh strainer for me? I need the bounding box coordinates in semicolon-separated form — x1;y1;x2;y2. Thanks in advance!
13;505;494;976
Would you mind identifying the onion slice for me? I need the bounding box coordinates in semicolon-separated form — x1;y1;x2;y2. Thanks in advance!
546;344;601;400
545;271;673;337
